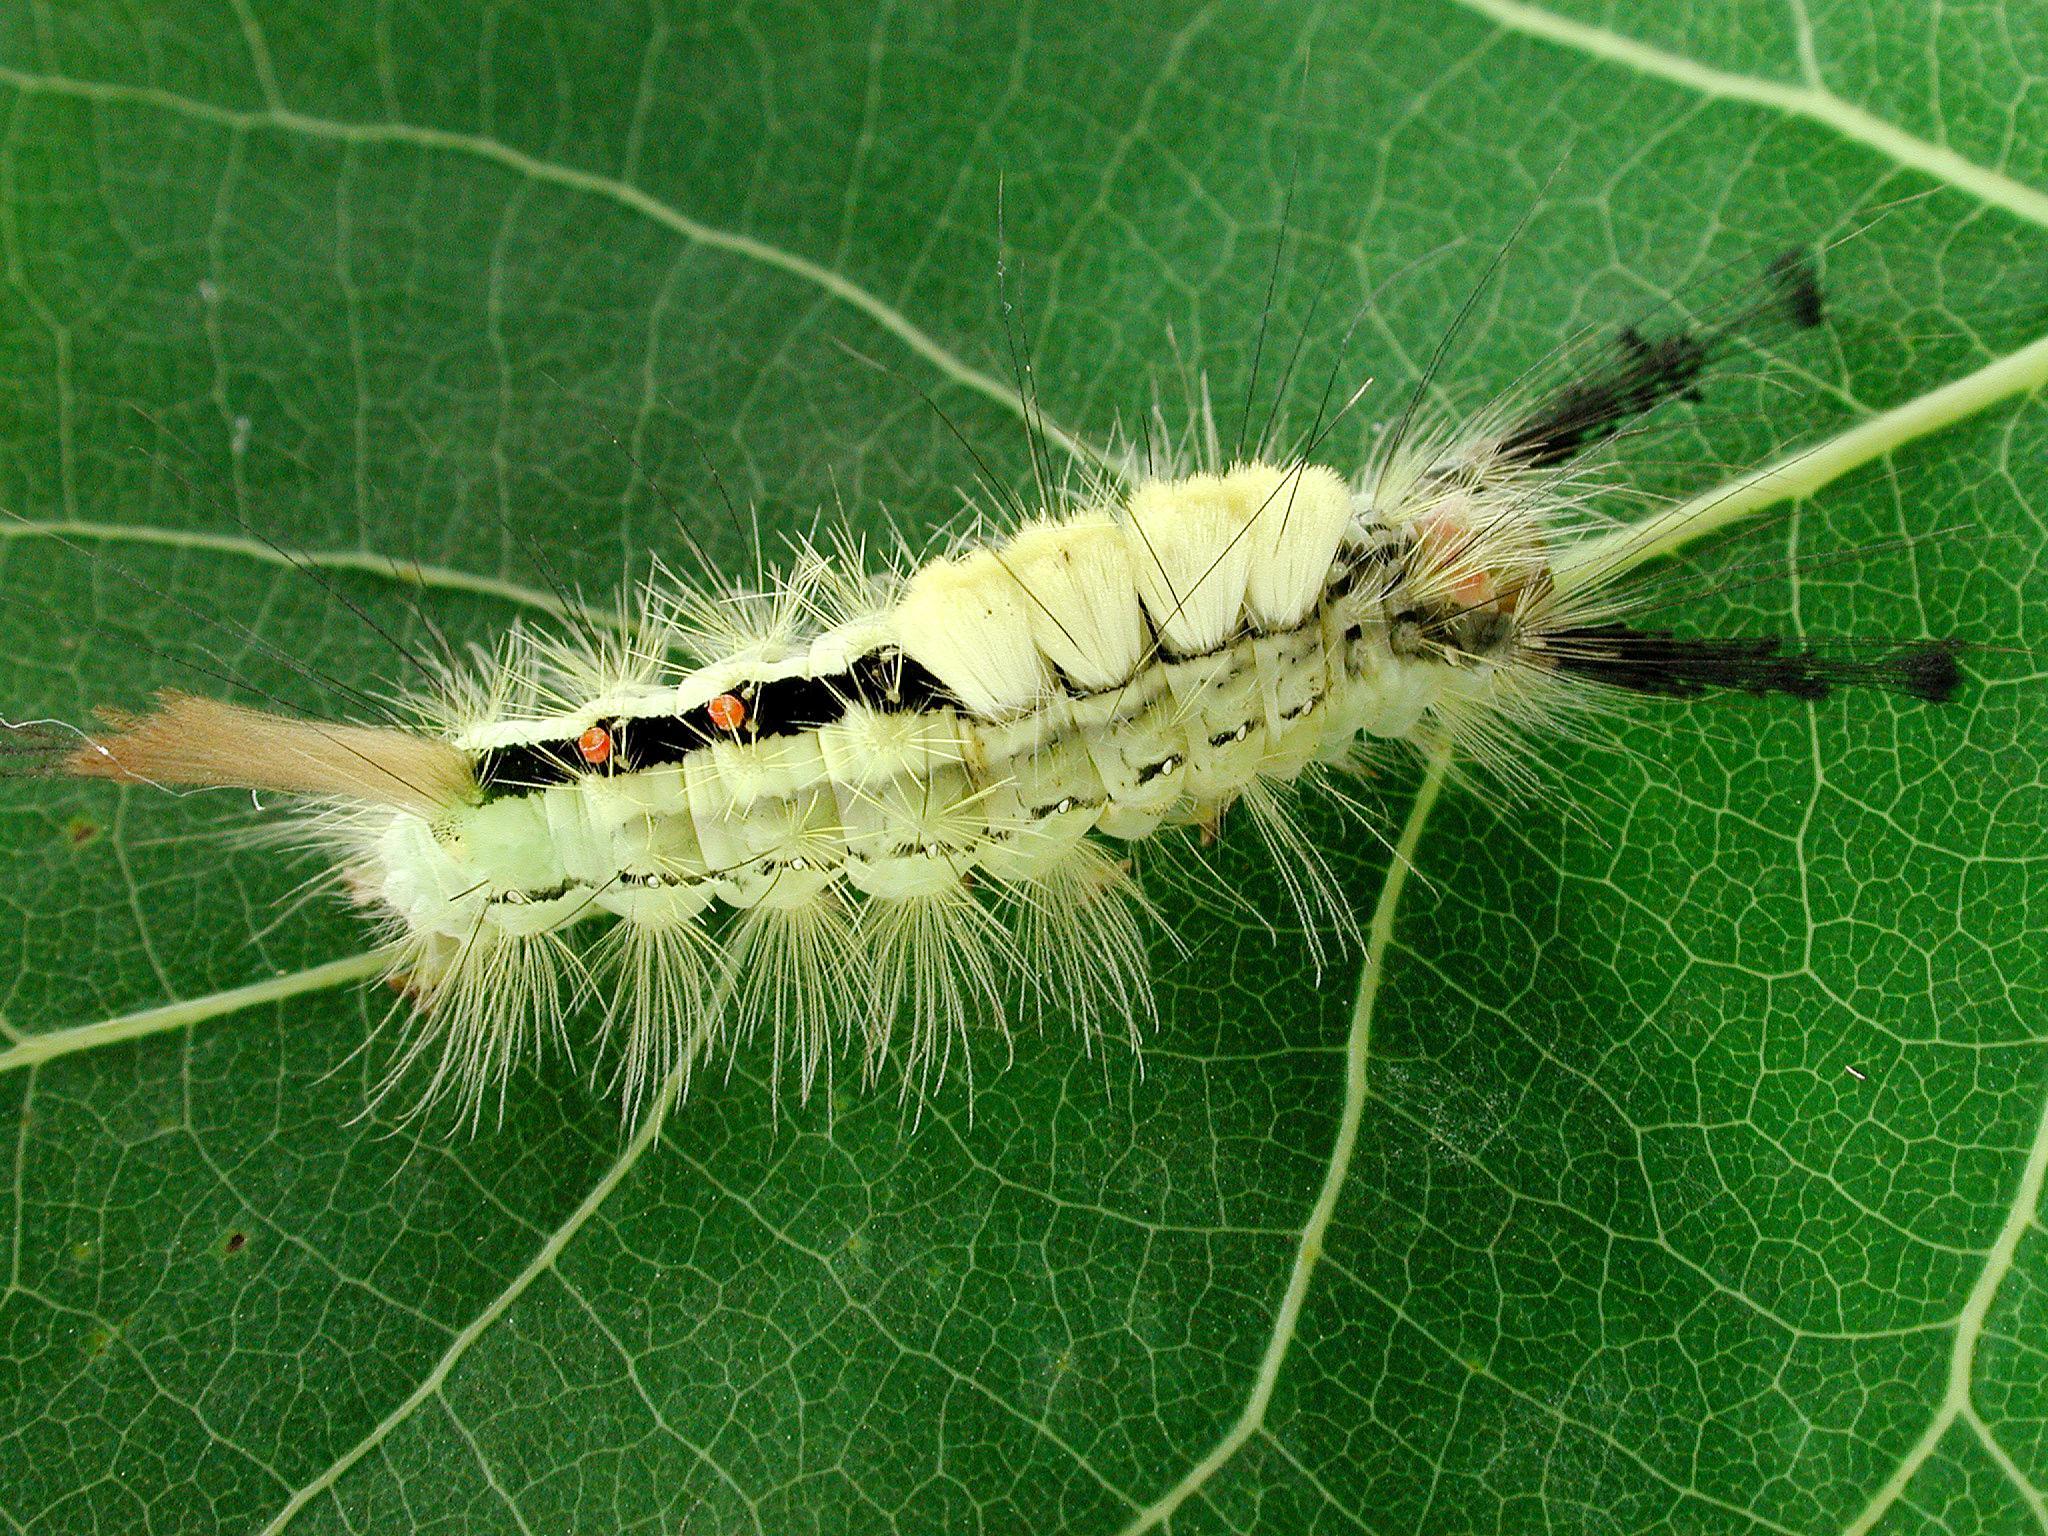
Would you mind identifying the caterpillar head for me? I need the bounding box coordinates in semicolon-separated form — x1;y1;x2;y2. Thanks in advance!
1386;492;1554;668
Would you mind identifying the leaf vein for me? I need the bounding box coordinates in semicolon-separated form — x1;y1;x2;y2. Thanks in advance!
0;951;388;1076
254;1074;678;1535
0;66;1115;481
1111;749;1450;1536
0;518;581;619
1451;0;2048;229
1839;1070;2048;1533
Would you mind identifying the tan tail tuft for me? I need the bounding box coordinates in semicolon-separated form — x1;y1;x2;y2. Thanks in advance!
64;692;475;815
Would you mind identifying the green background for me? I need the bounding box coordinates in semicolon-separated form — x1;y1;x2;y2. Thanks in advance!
2;1;2045;1531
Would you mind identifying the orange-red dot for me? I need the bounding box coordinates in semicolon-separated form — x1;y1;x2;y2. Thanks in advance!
577;725;613;765
707;692;747;732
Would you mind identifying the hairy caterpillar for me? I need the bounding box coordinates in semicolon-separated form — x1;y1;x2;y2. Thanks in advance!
5;243;1965;1129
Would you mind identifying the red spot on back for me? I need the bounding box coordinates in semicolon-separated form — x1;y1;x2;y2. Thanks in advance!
707;693;747;732
577;725;613;765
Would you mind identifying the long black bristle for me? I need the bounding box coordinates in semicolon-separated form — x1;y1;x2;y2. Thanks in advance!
1544;624;1963;704
1498;325;1709;468
1499;249;1828;471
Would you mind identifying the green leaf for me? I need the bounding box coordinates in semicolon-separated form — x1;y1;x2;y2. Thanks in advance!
3;3;2045;1532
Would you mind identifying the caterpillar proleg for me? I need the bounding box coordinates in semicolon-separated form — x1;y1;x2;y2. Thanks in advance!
8;239;1966;1128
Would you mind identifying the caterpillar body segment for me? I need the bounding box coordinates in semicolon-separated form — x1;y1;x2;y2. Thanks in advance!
392;460;1442;1110
38;252;1966;1124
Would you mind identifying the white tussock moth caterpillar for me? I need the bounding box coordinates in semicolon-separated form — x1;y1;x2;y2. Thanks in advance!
1;221;1972;1131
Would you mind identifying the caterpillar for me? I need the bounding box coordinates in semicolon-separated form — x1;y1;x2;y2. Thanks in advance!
5;243;1965;1129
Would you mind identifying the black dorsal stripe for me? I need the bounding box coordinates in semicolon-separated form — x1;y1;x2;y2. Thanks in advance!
472;648;960;796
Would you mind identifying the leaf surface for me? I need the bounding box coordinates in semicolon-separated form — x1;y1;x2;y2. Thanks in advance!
3;3;2046;1532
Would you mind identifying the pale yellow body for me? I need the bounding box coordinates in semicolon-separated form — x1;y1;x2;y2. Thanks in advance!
354;458;1508;963
372;584;1451;950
